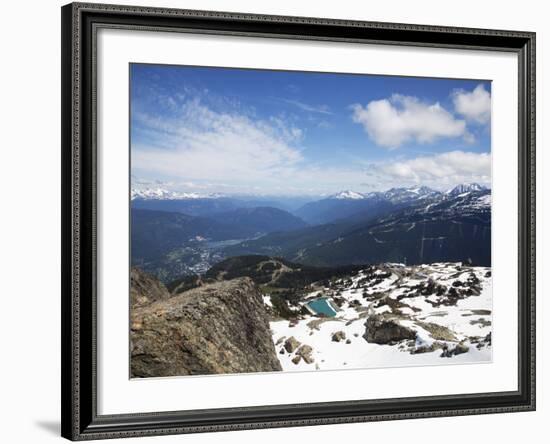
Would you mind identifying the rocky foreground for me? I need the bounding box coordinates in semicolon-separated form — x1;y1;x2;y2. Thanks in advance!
130;269;281;377
130;260;492;378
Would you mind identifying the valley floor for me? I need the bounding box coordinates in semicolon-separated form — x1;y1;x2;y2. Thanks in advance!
267;262;492;372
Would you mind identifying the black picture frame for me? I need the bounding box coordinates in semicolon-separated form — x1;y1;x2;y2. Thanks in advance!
61;2;536;440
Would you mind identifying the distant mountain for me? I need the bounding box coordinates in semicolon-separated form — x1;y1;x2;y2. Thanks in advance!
209;207;307;234
225;187;491;268
294;186;441;225
131;187;315;216
294;193;385;225
330;190;367;200
131;187;220;201
446;183;488;197
132;196;243;217
381;186;442;204
295;188;491;267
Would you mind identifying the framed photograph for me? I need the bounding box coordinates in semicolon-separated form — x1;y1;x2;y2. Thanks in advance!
61;2;536;440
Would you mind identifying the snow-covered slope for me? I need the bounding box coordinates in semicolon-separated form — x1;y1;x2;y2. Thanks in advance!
381;186;442;204
328;184;489;206
266;262;492;372
446;183;488;197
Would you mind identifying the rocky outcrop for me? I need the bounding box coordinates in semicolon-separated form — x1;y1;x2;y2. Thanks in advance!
440;341;469;358
130;267;171;309
364;314;417;344
130;277;282;377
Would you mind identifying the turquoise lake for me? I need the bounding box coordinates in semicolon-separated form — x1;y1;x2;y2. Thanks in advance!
307;298;337;317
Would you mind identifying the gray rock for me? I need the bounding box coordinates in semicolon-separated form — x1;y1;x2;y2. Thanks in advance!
440;341;470;358
364;314;417;344
331;331;347;342
130;267;171;309
411;341;444;354
454;341;470;355
296;344;314;364
284;336;301;353
131;277;282;377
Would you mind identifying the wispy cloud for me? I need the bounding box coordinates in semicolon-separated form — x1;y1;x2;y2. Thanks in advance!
283;99;332;115
351;94;469;148
132;99;304;185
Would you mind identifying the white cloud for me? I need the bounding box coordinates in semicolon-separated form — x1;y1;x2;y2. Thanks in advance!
351;94;469;148
365;150;491;189
452;84;491;124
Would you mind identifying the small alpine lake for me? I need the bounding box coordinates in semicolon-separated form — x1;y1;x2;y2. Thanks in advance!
307;297;337;317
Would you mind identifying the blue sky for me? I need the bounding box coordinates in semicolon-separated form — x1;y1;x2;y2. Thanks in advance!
131;64;491;196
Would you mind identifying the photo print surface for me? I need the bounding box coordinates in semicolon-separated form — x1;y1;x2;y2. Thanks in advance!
129;63;492;378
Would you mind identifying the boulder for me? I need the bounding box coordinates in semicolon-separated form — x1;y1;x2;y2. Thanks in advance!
296;344;314;364
411;341;444;354
131;277;282;377
364;314;417;344
416;321;458;342
331;331;347;342
284;336;301;353
454;341;470;355
440;341;470;358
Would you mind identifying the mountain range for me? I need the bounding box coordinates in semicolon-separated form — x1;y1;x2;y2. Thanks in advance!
131;183;491;281
295;184;484;225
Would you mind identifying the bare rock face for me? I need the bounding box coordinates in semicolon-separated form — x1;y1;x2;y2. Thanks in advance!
130;277;282;377
130;267;171;309
364;314;417;344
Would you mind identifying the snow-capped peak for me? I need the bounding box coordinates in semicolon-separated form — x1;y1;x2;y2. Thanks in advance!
381;186;439;203
331;190;366;200
131;187;216;201
446;183;487;197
